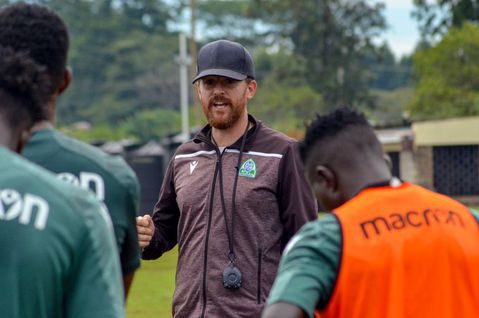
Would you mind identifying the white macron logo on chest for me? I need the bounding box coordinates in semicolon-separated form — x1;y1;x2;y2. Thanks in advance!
189;160;198;174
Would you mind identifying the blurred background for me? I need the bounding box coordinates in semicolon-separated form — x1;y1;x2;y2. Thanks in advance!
3;0;474;140
2;1;478;316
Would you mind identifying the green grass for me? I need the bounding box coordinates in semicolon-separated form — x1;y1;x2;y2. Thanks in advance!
126;248;178;318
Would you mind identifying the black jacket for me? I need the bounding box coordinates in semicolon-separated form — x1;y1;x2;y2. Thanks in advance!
142;115;318;317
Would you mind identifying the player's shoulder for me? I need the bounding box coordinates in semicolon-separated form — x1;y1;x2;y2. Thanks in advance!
411;183;473;211
300;214;340;238
470;209;479;224
284;214;341;254
1;148;103;220
51;130;138;186
51;129;115;162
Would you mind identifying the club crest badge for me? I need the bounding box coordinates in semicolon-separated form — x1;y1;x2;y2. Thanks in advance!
239;158;256;178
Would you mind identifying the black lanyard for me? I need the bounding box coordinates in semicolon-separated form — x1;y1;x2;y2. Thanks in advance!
214;121;250;265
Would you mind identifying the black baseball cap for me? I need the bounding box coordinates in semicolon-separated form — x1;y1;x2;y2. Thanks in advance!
192;39;255;83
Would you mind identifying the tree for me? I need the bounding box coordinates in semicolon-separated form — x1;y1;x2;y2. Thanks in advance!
370;87;413;126
413;0;479;41
193;0;264;46
249;46;325;137
185;0;387;108
54;0;176;124
255;0;386;108
363;43;413;91
0;0;178;126
408;22;479;119
80;31;180;124
122;109;181;142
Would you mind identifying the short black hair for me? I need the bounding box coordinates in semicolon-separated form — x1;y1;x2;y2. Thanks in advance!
300;107;381;167
0;46;50;130
0;3;68;95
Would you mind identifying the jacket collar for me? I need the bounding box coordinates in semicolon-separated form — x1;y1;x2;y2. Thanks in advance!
193;114;261;151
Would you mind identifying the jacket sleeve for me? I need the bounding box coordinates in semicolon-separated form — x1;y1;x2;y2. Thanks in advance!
141;158;180;260
277;141;318;251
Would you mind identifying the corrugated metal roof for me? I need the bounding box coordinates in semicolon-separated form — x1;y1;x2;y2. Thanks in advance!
131;141;166;156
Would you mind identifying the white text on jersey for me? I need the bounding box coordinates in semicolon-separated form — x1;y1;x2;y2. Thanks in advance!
0;189;49;230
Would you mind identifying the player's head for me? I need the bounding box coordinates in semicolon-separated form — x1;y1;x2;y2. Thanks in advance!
193;40;257;130
300;107;391;210
0;46;49;152
0;2;71;122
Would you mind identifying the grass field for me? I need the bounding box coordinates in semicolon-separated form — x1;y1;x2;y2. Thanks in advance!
126;248;178;318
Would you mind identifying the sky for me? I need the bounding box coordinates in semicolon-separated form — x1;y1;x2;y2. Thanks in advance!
378;0;420;58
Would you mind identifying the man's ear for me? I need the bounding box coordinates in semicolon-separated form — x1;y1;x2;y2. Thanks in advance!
314;165;337;191
311;164;343;211
56;67;72;96
196;82;203;102
246;79;257;100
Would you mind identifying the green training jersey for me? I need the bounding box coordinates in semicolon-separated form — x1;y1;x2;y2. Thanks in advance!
268;210;479;318
0;147;124;318
23;128;141;274
267;214;340;318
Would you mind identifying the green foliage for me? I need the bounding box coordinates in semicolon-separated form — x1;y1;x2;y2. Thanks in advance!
254;46;308;86
369;88;413;125
11;0;179;126
122;109;181;142
78;32;180;124
63;108;181;143
413;0;479;40
63;124;130;143
249;46;324;136
408;22;479;119
251;79;324;138
365;43;413;91
188;1;413;126
189;0;391;107
255;0;387;108
193;0;263;46
0;0;415;141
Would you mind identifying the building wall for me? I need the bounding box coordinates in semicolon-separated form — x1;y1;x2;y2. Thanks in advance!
411;146;434;190
413;116;479;147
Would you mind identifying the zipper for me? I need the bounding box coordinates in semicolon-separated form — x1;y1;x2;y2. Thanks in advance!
257;247;263;304
200;151;221;318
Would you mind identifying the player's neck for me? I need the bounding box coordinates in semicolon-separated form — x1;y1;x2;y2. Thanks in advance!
30;120;54;133
0;123;12;150
30;99;56;133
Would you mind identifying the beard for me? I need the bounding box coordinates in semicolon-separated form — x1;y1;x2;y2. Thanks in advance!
204;97;245;130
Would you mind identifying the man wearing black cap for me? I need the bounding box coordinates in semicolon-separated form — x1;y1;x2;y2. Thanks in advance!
137;39;318;317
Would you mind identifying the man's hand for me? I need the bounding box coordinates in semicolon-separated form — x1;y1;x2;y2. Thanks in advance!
136;214;154;249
